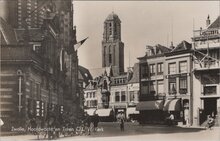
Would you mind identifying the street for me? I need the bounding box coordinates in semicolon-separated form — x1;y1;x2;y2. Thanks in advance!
0;122;219;141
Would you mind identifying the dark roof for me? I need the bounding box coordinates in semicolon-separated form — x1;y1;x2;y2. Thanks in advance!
208;16;220;29
78;65;93;85
15;28;44;42
128;63;140;83
155;44;171;53
172;40;192;52
105;12;121;22
0;17;18;45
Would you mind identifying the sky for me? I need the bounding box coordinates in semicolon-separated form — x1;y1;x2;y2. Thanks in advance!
74;1;219;70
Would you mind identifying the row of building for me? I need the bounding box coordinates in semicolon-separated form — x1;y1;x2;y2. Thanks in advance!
0;0;90;131
83;13;220;127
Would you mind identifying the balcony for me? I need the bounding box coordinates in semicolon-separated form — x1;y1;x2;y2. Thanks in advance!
194;60;220;70
193;28;220;39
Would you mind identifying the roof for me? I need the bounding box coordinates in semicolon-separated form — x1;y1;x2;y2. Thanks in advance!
128;63;140;83
171;40;192;52
15;28;44;42
208;16;220;29
105;12;121;22
155;44;172;53
0;17;18;45
140;44;171;59
78;65;93;85
89;67;112;79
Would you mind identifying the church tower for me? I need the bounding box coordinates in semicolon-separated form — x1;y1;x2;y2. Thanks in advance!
102;12;124;74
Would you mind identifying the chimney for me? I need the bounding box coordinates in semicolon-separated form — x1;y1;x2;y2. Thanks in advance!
206;15;211;27
170;41;175;49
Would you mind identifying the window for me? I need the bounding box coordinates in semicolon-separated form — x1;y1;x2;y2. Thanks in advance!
115;92;120;102
109;54;112;64
149;81;156;95
86;93;89;98
129;91;135;102
121;91;126;102
179;77;187;94
90;93;92;98
141;64;148;78
179;61;187;73
204;86;217;95
157;80;164;95
169;78;176;95
33;45;41;54
141;82;148;94
94;100;97;106
157;63;163;75
168;63;176;74
149;64;155;76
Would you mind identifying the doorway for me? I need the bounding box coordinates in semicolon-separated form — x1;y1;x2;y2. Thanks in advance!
203;98;217;116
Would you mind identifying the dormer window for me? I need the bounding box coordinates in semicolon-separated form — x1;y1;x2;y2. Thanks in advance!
33;44;42;54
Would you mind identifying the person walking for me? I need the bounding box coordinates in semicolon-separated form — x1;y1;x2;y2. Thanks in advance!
169;113;174;126
84;112;91;135
93;113;99;132
120;116;125;131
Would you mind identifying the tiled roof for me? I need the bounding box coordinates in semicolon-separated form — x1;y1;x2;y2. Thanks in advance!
172;40;192;52
128;63;140;83
15;28;44;42
155;44;171;53
78;65;93;85
208;16;220;29
0;17;18;45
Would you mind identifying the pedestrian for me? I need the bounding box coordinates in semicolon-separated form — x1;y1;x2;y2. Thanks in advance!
206;115;215;130
169;113;174;126
84;112;91;135
93;113;99;132
120;116;125;131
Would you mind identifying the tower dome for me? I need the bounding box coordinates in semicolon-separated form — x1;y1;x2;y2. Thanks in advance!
105;12;121;22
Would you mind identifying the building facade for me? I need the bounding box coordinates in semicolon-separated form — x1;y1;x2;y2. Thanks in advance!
192;16;220;126
0;0;79;131
164;41;193;126
137;44;171;124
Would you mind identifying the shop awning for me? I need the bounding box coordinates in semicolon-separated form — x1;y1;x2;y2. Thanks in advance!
136;100;164;111
85;109;96;116
127;107;139;115
163;99;181;111
95;109;113;117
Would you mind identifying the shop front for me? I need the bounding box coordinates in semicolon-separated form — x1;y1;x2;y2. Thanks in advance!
136;100;164;124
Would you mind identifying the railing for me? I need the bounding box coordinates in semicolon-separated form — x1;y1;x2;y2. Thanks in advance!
193;28;220;38
194;60;220;69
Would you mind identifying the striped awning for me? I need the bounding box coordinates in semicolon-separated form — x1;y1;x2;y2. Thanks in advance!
85;109;96;116
163;99;181;111
136;100;164;111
